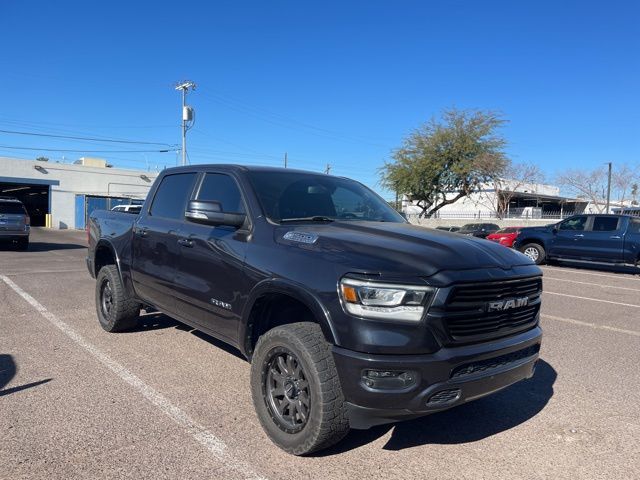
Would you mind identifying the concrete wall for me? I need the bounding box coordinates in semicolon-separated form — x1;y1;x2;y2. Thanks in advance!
408;217;556;229
0;157;158;229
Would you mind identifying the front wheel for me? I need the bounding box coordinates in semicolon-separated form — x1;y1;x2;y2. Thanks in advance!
250;322;349;455
520;243;546;265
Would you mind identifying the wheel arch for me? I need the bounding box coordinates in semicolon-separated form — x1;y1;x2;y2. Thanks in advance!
240;279;338;359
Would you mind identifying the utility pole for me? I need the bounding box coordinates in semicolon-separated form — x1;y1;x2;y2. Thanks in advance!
325;163;331;174
175;80;196;166
606;161;612;213
284;152;288;168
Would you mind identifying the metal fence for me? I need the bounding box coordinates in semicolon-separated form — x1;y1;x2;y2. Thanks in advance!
406;208;581;221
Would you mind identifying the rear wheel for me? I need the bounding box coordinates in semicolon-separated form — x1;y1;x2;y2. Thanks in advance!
95;265;140;332
250;322;349;455
520;243;546;265
16;237;29;250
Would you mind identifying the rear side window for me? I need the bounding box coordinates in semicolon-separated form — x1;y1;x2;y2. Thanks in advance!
0;203;26;214
196;173;245;213
559;216;587;231
629;220;640;234
592;216;619;232
150;173;197;220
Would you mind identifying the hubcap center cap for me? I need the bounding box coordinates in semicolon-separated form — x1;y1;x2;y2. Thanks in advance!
284;381;298;400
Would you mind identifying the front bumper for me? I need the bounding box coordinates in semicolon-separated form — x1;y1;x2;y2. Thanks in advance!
332;326;542;429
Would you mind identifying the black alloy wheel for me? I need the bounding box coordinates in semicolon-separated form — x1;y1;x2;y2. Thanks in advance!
263;347;310;433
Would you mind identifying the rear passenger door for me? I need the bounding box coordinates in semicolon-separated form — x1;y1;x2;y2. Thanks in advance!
580;216;624;262
173;172;251;343
131;172;198;312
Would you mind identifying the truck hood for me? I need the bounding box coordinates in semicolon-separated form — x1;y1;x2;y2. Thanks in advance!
276;221;534;277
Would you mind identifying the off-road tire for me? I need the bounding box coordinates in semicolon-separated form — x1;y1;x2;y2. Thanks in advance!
95;265;140;332
250;322;349;455
520;243;546;265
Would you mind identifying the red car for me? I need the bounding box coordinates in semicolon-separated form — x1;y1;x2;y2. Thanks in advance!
486;226;524;248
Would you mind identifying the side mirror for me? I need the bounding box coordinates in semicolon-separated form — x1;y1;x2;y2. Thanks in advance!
552;226;558;234
185;200;246;228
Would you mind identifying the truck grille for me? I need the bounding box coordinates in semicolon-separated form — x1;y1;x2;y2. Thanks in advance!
438;277;542;343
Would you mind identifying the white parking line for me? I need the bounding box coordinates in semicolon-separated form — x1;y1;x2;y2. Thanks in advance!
541;266;640;281
544;291;640;308
0;274;266;480
542;314;640;337
543;277;640;293
4;269;87;276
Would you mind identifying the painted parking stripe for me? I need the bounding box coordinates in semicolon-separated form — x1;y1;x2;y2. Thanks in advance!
541;266;640;281
0;274;267;480
543;277;640;293
544;291;640;308
542;314;640;337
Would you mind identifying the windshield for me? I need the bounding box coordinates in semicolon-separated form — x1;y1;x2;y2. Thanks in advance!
495;227;518;234
246;171;405;223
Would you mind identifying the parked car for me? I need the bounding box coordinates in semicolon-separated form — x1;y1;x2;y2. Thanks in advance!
87;165;542;455
111;204;142;214
514;214;640;266
435;225;461;232
457;222;500;238
486;226;525;248
0;196;30;250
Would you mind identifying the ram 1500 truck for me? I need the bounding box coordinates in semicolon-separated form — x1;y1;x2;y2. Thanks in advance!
514;214;640;266
87;165;543;455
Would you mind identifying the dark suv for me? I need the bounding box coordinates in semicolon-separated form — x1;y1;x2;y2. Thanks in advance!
458;222;500;238
0;196;30;250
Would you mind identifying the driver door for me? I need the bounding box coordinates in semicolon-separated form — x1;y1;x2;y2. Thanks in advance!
548;215;588;258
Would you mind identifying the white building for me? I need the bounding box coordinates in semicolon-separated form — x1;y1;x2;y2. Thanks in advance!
402;179;588;219
0;156;158;229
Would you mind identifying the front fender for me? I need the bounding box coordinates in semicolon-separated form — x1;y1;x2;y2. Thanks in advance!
239;278;339;357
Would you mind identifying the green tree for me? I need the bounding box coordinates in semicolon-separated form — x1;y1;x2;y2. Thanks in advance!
380;108;509;218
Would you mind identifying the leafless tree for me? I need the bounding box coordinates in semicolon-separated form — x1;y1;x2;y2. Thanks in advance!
556;167;608;212
612;163;640;206
478;162;545;218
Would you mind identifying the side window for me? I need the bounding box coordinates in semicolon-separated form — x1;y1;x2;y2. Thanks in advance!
197;173;245;213
559;216;587;231
592;216;620;232
629;220;640;234
150;173;197;220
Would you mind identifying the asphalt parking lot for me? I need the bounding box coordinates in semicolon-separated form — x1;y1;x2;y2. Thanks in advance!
1;228;639;480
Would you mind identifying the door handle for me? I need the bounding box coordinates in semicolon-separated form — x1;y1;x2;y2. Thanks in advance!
135;227;148;237
177;238;194;248
610;235;622;239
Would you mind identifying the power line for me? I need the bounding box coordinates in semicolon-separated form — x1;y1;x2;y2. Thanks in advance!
0;144;173;153
0;128;176;147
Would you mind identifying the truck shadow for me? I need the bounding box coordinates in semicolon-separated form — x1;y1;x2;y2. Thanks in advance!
130;313;246;361
319;359;556;455
0;354;52;397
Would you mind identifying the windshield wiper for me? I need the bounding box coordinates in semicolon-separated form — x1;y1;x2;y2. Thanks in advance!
279;216;335;223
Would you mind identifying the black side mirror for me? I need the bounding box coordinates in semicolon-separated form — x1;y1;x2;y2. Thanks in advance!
552;226;558;234
185;200;246;228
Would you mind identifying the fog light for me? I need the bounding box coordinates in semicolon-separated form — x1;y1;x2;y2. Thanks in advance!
362;370;417;390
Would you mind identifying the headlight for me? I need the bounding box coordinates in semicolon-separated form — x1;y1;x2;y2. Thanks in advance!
339;278;436;322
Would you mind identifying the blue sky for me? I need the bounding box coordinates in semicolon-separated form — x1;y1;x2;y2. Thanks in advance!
1;0;638;198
